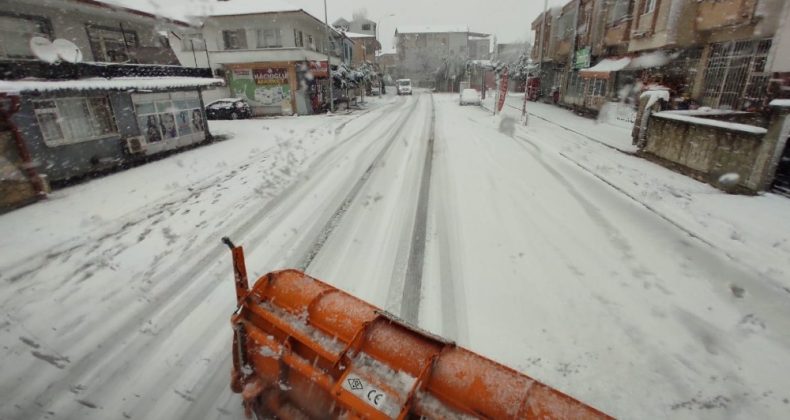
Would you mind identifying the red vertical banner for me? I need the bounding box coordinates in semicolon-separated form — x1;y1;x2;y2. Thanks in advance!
497;67;509;113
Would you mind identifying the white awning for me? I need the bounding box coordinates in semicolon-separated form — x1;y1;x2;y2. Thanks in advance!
579;57;630;79
626;51;672;70
0;77;224;94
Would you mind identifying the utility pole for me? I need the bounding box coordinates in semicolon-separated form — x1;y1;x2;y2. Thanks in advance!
323;0;334;112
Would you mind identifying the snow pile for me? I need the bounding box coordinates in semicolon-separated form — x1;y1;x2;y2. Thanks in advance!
769;99;790;107
718;172;741;186
653;111;768;134
640;89;670;110
0;77;224;93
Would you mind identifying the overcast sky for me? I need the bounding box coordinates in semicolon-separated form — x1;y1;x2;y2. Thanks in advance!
110;0;568;52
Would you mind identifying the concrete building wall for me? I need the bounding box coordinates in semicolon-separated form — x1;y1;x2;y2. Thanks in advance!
0;0;181;64
171;12;343;73
10;88;207;182
628;0;697;52
396;31;470;86
767;0;790;72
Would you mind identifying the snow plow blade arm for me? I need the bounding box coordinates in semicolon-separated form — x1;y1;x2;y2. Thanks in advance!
224;243;612;419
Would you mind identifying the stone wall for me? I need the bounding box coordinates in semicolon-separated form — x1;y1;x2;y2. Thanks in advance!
642;111;771;193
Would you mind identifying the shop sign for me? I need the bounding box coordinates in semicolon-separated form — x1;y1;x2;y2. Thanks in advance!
574;47;591;69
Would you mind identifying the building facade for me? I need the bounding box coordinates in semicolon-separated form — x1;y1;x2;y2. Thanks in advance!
0;0;181;64
395;25;488;90
531;0;788;114
170;5;345;116
0;0;219;211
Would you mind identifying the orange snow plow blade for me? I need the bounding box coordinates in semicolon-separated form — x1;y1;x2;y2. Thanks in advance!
223;238;612;419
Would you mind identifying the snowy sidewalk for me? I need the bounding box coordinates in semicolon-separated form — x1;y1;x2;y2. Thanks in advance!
477;92;790;288
482;93;637;152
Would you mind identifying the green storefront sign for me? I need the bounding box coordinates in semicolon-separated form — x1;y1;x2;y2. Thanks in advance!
574;47;591;69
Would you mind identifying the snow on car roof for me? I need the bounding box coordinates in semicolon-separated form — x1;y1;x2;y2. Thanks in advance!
210;98;245;103
397;25;470;34
0;77;224;94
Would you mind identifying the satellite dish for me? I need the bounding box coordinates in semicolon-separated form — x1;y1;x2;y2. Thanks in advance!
53;39;83;63
29;37;58;63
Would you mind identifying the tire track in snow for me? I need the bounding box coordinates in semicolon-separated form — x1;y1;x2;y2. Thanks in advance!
0;105;384;289
296;95;425;270
428;100;470;344
399;95;436;323
5;100;408;419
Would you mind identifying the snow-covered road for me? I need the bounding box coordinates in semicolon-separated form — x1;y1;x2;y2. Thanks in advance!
1;91;789;419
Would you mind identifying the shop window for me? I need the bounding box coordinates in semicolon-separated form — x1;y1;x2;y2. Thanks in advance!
87;25;138;62
33;97;118;146
0;12;52;58
223;29;247;50
133;92;204;144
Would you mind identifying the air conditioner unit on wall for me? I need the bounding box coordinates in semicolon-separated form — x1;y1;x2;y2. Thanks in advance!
124;136;147;154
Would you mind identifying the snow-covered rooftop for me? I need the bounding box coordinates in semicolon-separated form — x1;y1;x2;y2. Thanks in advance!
397;25;469;34
581;57;631;73
0;77;224;94
200;0;301;17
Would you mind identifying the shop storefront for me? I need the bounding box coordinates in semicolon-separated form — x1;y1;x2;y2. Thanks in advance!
226;62;297;116
224;61;333;116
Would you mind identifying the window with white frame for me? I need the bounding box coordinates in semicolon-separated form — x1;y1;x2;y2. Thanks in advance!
132;91;203;144
307;34;315;50
257;28;282;48
33;97;118;146
0;13;52;58
643;0;657;15
223;29;247;50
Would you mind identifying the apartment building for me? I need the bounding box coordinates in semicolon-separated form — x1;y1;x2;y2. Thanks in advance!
532;0;787;113
395;25;488;90
169;1;347;115
0;0;219;211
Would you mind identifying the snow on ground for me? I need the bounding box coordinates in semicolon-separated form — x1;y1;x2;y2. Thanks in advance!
486;94;790;285
1;89;789;420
